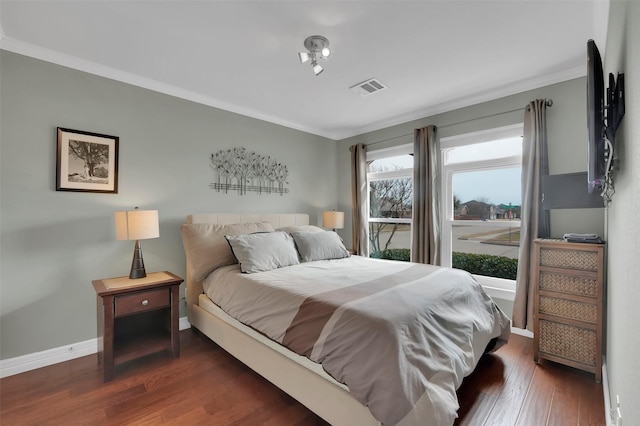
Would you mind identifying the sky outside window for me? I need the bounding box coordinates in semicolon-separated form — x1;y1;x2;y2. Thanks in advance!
453;167;521;205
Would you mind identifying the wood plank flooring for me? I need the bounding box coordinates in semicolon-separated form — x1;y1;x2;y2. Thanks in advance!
0;330;605;425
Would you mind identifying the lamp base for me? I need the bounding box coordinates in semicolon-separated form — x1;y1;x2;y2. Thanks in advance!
129;240;147;279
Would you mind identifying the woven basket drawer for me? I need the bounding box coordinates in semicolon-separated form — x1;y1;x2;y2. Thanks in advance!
539;320;596;366
539;272;598;297
539;248;598;271
539;296;597;323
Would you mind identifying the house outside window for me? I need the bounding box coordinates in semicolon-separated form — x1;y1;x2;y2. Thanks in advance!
367;144;413;261
441;124;523;300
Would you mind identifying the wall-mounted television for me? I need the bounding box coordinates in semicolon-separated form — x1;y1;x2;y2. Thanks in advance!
586;39;625;197
586;39;605;194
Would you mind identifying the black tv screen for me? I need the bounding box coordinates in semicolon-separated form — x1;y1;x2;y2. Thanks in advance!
586;39;605;194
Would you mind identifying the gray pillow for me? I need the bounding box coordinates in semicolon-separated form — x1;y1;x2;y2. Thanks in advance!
226;231;300;273
180;222;275;281
291;231;350;262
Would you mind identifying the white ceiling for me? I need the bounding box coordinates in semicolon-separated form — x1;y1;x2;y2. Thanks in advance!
0;1;609;140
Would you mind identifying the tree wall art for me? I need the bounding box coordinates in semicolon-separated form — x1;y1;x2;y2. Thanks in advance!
210;147;289;195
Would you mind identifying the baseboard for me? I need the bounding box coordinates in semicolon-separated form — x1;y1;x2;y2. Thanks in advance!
179;316;191;330
0;316;192;379
0;338;98;379
602;355;612;426
510;326;533;338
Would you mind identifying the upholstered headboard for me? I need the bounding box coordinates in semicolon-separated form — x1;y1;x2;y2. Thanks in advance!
183;214;310;321
187;213;309;227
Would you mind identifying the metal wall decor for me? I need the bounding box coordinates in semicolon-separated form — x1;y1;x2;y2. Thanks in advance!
210;147;289;195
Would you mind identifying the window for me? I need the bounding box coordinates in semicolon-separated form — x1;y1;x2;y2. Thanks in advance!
367;145;413;261
441;124;523;300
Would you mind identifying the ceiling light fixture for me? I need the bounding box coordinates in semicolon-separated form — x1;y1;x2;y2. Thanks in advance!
299;35;331;76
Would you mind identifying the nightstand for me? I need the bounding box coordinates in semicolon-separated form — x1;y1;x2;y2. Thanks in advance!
92;271;183;382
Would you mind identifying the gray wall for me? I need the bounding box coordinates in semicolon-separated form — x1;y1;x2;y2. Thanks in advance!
336;77;606;315
0;51;337;359
604;0;640;422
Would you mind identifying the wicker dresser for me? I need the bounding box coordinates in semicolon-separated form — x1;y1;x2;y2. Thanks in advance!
532;238;605;382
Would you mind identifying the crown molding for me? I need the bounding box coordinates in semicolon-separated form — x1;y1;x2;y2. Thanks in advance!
0;36;336;140
1;36;585;142
334;65;586;140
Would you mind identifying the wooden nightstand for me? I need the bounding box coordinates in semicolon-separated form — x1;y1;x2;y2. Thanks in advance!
92;271;183;382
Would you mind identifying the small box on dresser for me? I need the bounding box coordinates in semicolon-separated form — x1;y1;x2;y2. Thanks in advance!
532;239;605;382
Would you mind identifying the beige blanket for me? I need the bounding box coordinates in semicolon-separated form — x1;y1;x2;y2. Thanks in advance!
204;256;510;425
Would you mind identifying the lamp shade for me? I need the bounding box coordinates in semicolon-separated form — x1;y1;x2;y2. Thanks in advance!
323;211;344;230
115;209;159;241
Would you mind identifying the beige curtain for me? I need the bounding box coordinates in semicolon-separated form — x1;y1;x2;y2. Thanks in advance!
412;125;440;265
512;99;551;330
350;143;369;256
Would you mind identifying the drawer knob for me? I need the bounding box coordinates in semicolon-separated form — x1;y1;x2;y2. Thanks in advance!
141;299;149;306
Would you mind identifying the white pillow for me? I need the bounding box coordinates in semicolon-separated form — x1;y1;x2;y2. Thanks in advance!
226;231;300;273
290;231;350;262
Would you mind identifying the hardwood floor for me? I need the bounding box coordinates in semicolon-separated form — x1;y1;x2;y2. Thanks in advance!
455;333;605;426
0;330;605;425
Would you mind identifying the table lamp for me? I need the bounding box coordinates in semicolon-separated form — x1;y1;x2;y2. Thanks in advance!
322;210;344;232
115;208;159;279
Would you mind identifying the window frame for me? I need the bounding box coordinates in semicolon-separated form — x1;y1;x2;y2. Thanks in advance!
440;124;524;301
366;144;414;256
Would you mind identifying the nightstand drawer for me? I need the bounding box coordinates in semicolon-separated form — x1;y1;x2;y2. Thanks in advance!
115;289;169;316
538;320;597;367
539;247;599;271
539;271;598;297
539;296;597;323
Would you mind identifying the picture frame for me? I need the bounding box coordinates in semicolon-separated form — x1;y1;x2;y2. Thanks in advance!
56;127;119;193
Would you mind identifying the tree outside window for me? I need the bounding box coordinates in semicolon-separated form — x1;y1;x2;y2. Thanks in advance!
367;153;413;261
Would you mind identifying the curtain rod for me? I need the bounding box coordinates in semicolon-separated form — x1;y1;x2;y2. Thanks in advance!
365;99;553;147
525;99;554;111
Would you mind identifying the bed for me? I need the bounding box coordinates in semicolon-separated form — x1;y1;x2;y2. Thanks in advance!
181;213;511;426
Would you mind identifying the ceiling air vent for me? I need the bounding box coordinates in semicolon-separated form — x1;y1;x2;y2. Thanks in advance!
349;78;388;97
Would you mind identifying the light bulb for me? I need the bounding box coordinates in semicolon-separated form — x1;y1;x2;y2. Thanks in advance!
321;47;331;59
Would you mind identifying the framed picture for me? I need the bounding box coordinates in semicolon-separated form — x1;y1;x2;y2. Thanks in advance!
56;127;119;193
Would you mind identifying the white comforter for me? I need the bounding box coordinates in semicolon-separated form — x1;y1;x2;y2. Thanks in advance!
204;256;510;425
